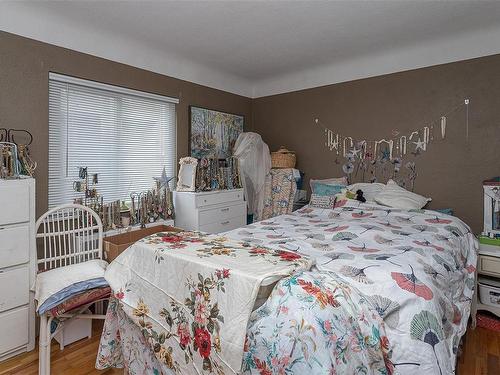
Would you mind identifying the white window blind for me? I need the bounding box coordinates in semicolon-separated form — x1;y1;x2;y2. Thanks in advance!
48;73;177;208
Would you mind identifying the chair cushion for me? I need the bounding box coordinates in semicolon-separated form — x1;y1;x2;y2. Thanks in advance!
35;259;108;314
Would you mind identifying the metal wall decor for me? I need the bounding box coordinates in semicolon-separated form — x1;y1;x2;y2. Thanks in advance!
314;99;470;189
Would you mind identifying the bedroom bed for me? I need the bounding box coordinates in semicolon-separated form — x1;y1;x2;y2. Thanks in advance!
96;198;477;375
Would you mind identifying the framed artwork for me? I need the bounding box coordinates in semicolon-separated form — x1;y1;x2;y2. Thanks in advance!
189;106;244;159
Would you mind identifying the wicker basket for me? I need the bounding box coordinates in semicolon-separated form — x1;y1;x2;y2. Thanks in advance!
271;147;296;169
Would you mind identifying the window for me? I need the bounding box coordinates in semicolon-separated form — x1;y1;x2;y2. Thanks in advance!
48;73;178;208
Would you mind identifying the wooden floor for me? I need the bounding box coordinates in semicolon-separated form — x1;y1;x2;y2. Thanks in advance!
0;321;119;375
0;321;498;374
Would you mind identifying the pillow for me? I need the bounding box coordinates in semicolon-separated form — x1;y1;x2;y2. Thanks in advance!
347;182;385;202
310;177;347;191
309;194;337;209
434;208;454;216
311;182;346;196
35;259;108;314
374;180;431;209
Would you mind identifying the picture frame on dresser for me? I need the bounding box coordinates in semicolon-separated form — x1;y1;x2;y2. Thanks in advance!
0;177;36;361
176;157;198;192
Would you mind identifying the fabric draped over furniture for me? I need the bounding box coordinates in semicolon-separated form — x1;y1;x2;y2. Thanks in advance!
260;168;297;220
97;230;312;374
233;132;271;220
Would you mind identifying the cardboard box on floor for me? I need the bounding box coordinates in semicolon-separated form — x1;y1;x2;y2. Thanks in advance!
103;224;182;262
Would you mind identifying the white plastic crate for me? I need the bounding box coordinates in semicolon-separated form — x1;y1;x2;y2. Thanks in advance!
54;318;92;350
478;276;500;308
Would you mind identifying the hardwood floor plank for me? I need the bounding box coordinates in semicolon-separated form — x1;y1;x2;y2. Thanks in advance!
486;354;499;375
0;322;498;374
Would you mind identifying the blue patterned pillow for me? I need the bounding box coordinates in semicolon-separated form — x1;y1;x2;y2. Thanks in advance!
311;182;346;196
434;208;454;216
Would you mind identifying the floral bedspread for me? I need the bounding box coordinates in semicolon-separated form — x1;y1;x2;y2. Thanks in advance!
231;199;477;374
96;230;312;374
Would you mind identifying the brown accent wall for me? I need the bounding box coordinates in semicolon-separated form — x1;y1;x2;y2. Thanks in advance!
0;31;252;218
252;55;500;233
2;30;499;233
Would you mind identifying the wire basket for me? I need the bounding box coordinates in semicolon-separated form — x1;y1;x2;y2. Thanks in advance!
271;147;296;169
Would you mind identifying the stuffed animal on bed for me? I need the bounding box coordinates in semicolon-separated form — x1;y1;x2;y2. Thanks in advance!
355;189;366;203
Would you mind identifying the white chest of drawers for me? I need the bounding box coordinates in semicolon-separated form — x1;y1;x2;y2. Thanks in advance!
173;189;247;234
0;178;36;361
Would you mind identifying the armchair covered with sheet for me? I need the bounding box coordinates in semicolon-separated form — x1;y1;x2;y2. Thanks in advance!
233;132;271;221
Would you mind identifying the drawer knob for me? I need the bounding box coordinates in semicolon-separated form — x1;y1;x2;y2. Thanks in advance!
221;221;230;225
221;208;229;212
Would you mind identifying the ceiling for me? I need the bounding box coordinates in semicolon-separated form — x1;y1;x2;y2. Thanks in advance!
2;1;500;98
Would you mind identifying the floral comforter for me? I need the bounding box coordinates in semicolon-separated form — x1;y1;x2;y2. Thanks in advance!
96;230;312;374
233;200;477;374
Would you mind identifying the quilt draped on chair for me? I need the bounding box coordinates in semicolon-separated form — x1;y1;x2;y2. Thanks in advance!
260;168;297;220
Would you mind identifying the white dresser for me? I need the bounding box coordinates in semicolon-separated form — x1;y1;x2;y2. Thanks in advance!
173;189;247;233
0;178;36;361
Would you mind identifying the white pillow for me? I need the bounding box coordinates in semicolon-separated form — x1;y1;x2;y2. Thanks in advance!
347;182;385;202
374;180;431;209
35;259;108;309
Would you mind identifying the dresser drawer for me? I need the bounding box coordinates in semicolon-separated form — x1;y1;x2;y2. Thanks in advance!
0;306;29;355
195;190;243;208
198;202;246;225
199;215;246;234
0;266;29;313
0;182;30;225
479;255;500;277
0;224;30;268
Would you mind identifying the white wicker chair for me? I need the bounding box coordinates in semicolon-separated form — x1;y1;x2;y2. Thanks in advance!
35;203;108;375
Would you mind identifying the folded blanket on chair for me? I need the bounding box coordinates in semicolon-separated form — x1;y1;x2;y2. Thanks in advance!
35;259;108;314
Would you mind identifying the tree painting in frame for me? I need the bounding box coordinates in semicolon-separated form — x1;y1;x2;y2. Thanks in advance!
190;106;244;159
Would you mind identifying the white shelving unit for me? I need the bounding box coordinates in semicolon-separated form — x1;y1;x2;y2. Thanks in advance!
472;241;500;326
